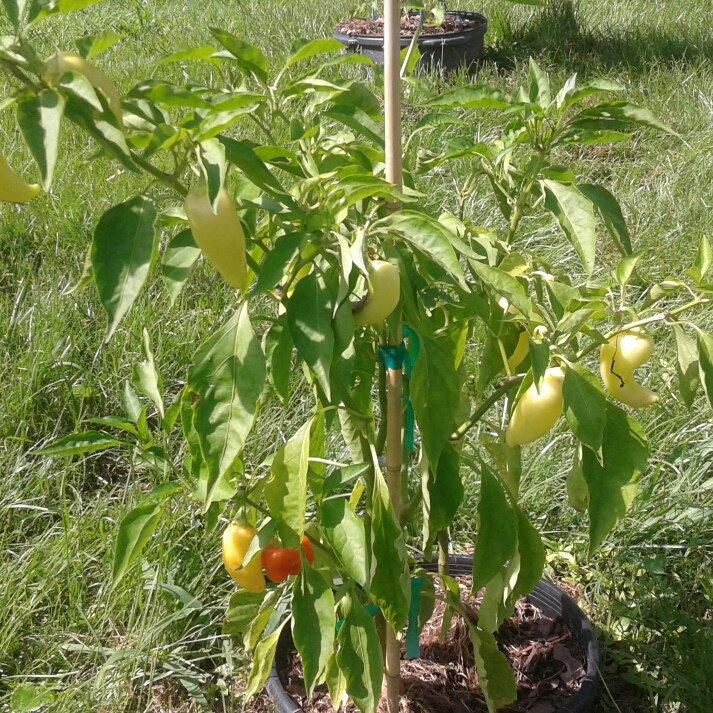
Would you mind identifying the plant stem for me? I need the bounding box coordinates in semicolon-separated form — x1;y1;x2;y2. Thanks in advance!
130;151;188;197
449;376;523;442
437;530;450;577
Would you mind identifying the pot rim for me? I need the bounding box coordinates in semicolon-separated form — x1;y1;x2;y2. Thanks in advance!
265;553;600;713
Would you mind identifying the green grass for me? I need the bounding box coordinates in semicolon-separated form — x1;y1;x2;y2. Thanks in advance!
1;0;712;711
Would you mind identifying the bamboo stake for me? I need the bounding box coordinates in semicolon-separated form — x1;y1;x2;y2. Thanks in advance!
383;2;403;712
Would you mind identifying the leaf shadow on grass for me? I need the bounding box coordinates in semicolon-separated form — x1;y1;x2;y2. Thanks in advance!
484;0;713;77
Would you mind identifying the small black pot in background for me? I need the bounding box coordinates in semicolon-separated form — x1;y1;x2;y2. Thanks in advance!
265;554;599;713
333;11;488;74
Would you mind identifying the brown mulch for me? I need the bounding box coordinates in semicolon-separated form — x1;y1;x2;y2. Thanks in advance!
335;14;484;38
276;576;587;713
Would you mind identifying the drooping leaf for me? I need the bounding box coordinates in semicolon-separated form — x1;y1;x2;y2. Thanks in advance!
223;589;267;636
410;334;460;470
325;654;347;712
577;183;632;256
187;305;265;508
570;101;678;136
197;138;226;211
245;619;288;698
128;78;212;109
469;261;532;319
253;232;303;295
91;196;157;340
543;180;597;276
265;420;311;546
471;466;518;591
28;0;104;24
292;563;336;697
370;467;410;632
161;229;201;305
337;594;384;713
34;431;121;456
323;105;384;147
320;498;367;586
566;446;589;512
673;325;699;408
264;319;294;401
286;37;344;67
425;84;510;110
287;272;335;400
686;236;713;284
131;328;164;418
582;402;648;554
562;363;607;452
76;27;122;58
469;625;518;711
209;27;269;84
615;252;643;289
422;442;463;547
16;89;64;191
696;329;713;412
112;502;163;586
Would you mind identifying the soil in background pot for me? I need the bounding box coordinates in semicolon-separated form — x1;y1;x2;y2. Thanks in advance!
335;14;485;38
276;576;587;713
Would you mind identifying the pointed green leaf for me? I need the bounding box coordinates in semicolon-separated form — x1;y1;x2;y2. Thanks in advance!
686;236;713;284
615;251;643;289
28;0;104;24
468;625;517;711
425;84;510;110
92;196;157;340
197;138;226;211
470;261;532;319
112;502;163;586
209;27;269;84
287;272;335;400
161;229;201;305
472;466;518;591
696;329;713;412
286;37;344;67
292;563;336;697
582;402;648;554
253;232;303;295
321;498;367;586
34;431;121;456
131;328;164;418
337;595;383;713
370;467;410;632
562;363;607;452
422;442;463;546
76;27;122;59
543;180;597;276
566;446;589;512
578;183;632;256
571;101;678;136
673;325;698;408
325;654;347;712
245;619;288;698
223;589;266;636
16;89;64;191
187;305;266;508
528;58;550;108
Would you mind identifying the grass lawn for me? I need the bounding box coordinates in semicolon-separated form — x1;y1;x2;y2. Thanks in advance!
1;0;712;711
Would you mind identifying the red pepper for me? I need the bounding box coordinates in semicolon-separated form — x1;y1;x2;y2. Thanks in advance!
261;535;315;583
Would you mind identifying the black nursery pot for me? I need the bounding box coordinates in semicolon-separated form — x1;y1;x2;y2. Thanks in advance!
265;554;600;713
333;11;488;74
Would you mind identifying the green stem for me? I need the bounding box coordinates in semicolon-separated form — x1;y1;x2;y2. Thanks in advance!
505;151;547;244
437;530;450;577
449;376;523;442
130;152;188;197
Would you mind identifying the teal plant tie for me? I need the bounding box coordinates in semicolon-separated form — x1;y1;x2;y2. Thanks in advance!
335;603;380;633
371;0;376;20
405;577;424;659
378;344;406;370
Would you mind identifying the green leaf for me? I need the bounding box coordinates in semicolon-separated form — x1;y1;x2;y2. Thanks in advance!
121;380;143;423
209;27;269;84
566;447;588;512
560;77;624;111
321;462;371;500
370;467;410;631
161;229;201;306
112;502;163;586
265;420;311;546
131;328;164;418
223;589;266;636
528;58;550;108
128;79;212;109
264;319;293;401
253;232;302;295
543;179;597;276
159;44;220;66
320;498;367;586
28;0;104;24
187;305;266;508
287;272;335;400
91;196;157;340
686;236;713;284
424;84;510;110
468;626;518;711
337;594;384;713
510;508;546;602
578;183;632;256
2;0;23;30
562;363;607;452
35;431;121;456
696;329;713;412
672;325;698;409
528;338;549;392
571;101;678;136
410;334;460;470
16;89;64;191
325;654;347;712
286;37;344;67
245;619;288;699
76;27;121;59
10;684;55;712
472;466;518;591
422;442;463;547
615;251;643;289
292;563;336;697
469;261;532;319
323;105;385;147
582;402;648;555
244;589;279;649
143;482;183;502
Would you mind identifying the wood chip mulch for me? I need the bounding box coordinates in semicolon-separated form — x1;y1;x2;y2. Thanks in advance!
335;15;483;38
273;576;587;713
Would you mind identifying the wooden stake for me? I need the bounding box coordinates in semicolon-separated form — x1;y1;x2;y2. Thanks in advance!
383;3;403;712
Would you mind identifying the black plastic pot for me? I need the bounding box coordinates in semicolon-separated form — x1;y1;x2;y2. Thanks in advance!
265;554;599;713
333;11;488;74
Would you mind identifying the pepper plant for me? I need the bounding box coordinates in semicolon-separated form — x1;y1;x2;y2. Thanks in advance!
3;2;713;712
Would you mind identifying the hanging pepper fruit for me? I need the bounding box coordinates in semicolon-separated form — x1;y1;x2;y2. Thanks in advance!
352;260;400;327
222;522;265;593
0;150;40;204
262;536;315;583
184;183;248;290
43;52;124;129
